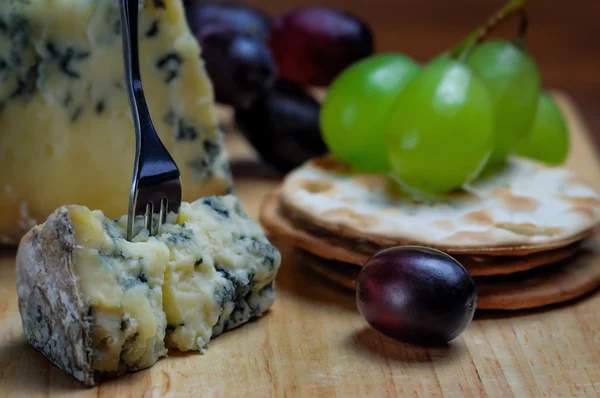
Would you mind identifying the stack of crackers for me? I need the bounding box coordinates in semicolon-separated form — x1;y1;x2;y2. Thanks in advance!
261;156;600;310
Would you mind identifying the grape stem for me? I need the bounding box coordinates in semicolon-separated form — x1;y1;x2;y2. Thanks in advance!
450;0;528;61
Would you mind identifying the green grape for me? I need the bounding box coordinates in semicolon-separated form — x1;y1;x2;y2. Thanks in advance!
386;57;494;196
466;40;541;167
517;92;569;164
321;54;420;172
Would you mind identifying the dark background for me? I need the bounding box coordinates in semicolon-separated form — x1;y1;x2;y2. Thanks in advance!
239;0;600;153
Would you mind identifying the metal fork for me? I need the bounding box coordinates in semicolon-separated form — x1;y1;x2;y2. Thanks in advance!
120;0;182;241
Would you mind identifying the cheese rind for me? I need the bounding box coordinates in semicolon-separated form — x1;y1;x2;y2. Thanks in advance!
0;0;232;244
16;195;281;386
16;209;96;385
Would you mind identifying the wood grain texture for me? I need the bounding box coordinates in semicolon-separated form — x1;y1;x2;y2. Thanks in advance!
0;94;599;396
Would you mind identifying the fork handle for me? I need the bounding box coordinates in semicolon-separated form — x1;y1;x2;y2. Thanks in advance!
120;0;165;162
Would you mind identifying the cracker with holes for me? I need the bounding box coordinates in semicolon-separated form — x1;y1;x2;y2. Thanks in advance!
279;156;600;254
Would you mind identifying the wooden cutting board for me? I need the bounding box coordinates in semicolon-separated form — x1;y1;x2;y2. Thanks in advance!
0;93;598;397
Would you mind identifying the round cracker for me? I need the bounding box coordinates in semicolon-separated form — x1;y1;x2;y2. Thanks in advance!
303;241;600;310
280;156;600;255
261;189;370;265
261;189;582;276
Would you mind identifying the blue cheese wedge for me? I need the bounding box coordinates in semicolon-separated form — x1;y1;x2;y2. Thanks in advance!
0;0;232;244
152;197;279;352
16;196;280;386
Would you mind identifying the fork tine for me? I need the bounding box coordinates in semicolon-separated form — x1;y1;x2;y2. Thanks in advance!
129;178;181;238
145;201;154;235
158;197;168;235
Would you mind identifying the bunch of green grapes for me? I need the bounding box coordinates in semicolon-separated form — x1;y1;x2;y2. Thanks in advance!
320;0;569;197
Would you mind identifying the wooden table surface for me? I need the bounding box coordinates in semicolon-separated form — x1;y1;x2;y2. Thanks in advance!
0;93;599;397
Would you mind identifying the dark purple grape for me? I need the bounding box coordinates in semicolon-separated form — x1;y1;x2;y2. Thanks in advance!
184;1;272;40
356;247;477;345
269;7;374;86
199;28;277;108
235;80;328;172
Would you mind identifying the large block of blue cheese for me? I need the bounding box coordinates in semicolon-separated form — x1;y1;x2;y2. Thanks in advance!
16;196;280;386
0;0;232;244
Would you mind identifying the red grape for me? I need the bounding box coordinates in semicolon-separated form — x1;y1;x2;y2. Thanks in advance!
356;247;477;345
199;28;277;108
235;80;327;172
269;7;374;86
